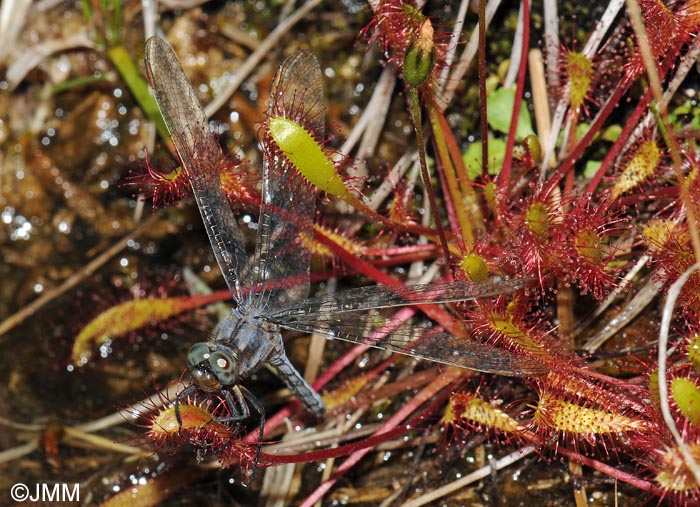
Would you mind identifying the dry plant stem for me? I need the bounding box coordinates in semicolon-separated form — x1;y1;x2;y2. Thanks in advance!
542;0;559;89
581;269;660;352
0;0;32;63
203;0;323;118
658;263;700;487
0;214;158;339
62;427;143;455
399;446;537;507
528;49;552;163
503;1;525;88
141;0;157;40
440;0;502;109
437;0;469;94
0;439;38;464
367;149;418;212
624;0;662;104
341;66;396;163
298;367;465;507
73;382;181;433
568;460;588;507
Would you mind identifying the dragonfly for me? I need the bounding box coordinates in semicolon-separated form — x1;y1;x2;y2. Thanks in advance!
143;36;548;428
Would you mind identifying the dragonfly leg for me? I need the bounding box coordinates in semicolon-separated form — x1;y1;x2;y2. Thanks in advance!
269;351;326;416
216;385;251;423
240;386;265;474
174;384;198;427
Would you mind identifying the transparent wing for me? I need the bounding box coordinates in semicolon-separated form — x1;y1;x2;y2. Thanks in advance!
144;36;249;305
272;315;548;377
268;278;549;377
269;278;531;317
249;51;323;312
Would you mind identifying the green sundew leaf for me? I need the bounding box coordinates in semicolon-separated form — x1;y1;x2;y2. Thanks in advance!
672;377;700;426
583;160;602;179
486;87;534;141
672;100;693;116
575;122;591;142
602;124;622;143
270;117;352;199
107;45;170;142
463;137;506;180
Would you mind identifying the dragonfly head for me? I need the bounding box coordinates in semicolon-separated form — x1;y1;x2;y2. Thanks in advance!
186;342;239;392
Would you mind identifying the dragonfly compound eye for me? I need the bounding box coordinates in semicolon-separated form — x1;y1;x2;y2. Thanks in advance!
186;342;212;369
208;351;237;386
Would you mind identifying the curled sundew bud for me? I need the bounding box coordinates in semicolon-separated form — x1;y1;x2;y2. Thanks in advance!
460;254;489;283
403;19;436;87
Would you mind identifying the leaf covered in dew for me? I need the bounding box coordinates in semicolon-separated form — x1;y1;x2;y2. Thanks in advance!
72;296;203;365
612;139;661;199
533;390;648;434
444;392;523;433
672;377;700;426
269;117;352;201
485;311;552;362
566;51;593;111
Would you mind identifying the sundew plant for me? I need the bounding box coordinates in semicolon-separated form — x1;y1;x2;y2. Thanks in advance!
2;0;700;505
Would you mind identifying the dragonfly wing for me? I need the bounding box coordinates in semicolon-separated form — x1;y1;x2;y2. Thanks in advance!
144;37;250;305
249;51;323;312
269;278;532;318
271;313;549;377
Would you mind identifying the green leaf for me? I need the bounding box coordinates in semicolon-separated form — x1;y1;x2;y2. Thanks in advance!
463;137;506;180
269;117;350;199
486;87;534;141
602;124;622;143
583;160;601;179
672;377;700;426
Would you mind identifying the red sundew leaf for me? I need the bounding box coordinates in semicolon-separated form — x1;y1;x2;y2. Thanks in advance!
72;292;224;365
